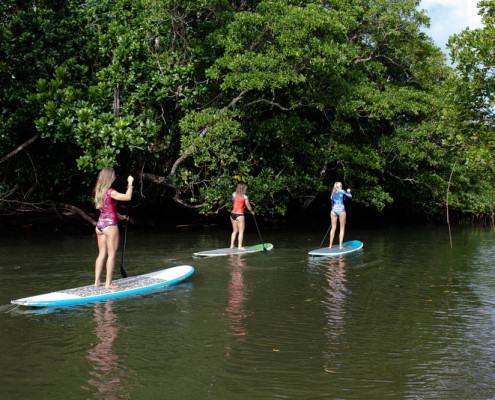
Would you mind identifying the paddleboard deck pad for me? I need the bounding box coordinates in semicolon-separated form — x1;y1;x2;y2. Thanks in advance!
308;240;363;256
11;265;194;307
194;243;273;257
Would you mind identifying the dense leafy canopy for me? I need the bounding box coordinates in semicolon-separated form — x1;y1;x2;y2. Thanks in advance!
437;0;495;216
447;0;494;173
0;0;493;221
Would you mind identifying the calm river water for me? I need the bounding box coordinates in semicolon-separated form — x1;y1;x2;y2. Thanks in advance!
0;224;494;399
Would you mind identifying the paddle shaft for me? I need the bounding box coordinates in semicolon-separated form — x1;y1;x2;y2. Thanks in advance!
319;223;332;248
119;201;130;278
252;213;268;253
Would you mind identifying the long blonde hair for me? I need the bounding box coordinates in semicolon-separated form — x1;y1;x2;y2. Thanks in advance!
94;167;115;209
331;181;343;197
235;183;247;195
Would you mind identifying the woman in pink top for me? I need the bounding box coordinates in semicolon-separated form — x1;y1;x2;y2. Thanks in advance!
93;167;134;289
230;183;254;250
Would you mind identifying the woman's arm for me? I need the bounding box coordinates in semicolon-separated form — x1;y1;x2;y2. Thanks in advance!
111;175;134;201
245;198;254;214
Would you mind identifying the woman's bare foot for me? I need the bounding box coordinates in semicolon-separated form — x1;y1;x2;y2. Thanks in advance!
238;247;246;251
105;283;118;289
94;281;103;287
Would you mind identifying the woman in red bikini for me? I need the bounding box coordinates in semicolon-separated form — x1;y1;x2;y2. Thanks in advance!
94;167;133;289
230;183;254;250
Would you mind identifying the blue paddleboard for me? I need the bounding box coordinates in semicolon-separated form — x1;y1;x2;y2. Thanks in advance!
11;265;194;307
308;240;363;256
194;243;273;257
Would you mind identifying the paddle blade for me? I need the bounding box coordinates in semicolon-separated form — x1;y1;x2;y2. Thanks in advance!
120;265;128;278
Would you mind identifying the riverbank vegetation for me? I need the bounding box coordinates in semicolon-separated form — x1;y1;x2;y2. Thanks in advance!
1;0;493;229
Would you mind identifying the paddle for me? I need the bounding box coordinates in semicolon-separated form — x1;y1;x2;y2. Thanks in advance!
319;223;332;248
252;213;268;253
119;201;131;278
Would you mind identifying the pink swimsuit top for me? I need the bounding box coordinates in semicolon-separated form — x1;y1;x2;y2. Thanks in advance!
99;188;117;223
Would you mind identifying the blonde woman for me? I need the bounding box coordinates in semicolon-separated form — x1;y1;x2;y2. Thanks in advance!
94;167;133;289
329;182;352;249
230;183;254;250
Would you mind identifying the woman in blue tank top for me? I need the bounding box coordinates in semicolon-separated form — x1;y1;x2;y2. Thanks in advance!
329;181;352;249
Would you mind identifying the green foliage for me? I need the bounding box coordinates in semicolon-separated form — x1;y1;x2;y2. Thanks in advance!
442;0;495;215
448;1;495;159
0;0;90;204
1;0;492;220
204;0;451;212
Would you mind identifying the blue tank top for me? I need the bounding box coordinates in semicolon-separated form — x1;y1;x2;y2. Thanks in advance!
331;190;352;213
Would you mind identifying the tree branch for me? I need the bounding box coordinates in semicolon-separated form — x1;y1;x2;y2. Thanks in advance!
59;203;97;226
0;134;39;165
140;172;214;210
169;91;248;176
446;155;459;249
141;171;168;185
243;97;291;111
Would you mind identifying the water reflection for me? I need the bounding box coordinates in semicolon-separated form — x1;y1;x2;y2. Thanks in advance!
225;255;250;342
4;228;495;398
85;301;128;399
320;256;348;341
310;255;349;373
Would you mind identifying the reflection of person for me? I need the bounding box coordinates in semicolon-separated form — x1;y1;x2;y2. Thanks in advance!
226;255;248;341
94;167;133;289
322;257;348;343
230;183;254;250
329;182;352;249
86;301;124;397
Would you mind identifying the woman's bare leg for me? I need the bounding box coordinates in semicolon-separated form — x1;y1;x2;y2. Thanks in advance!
103;226;119;289
231;217;238;248
329;212;338;248
338;212;347;249
95;227;107;287
237;216;246;250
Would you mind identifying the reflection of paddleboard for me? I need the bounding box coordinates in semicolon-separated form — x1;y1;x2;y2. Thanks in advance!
11;265;194;307
194;243;273;257
308;240;363;256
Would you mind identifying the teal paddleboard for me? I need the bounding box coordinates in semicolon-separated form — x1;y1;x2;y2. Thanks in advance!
308;240;363;256
11;265;194;307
